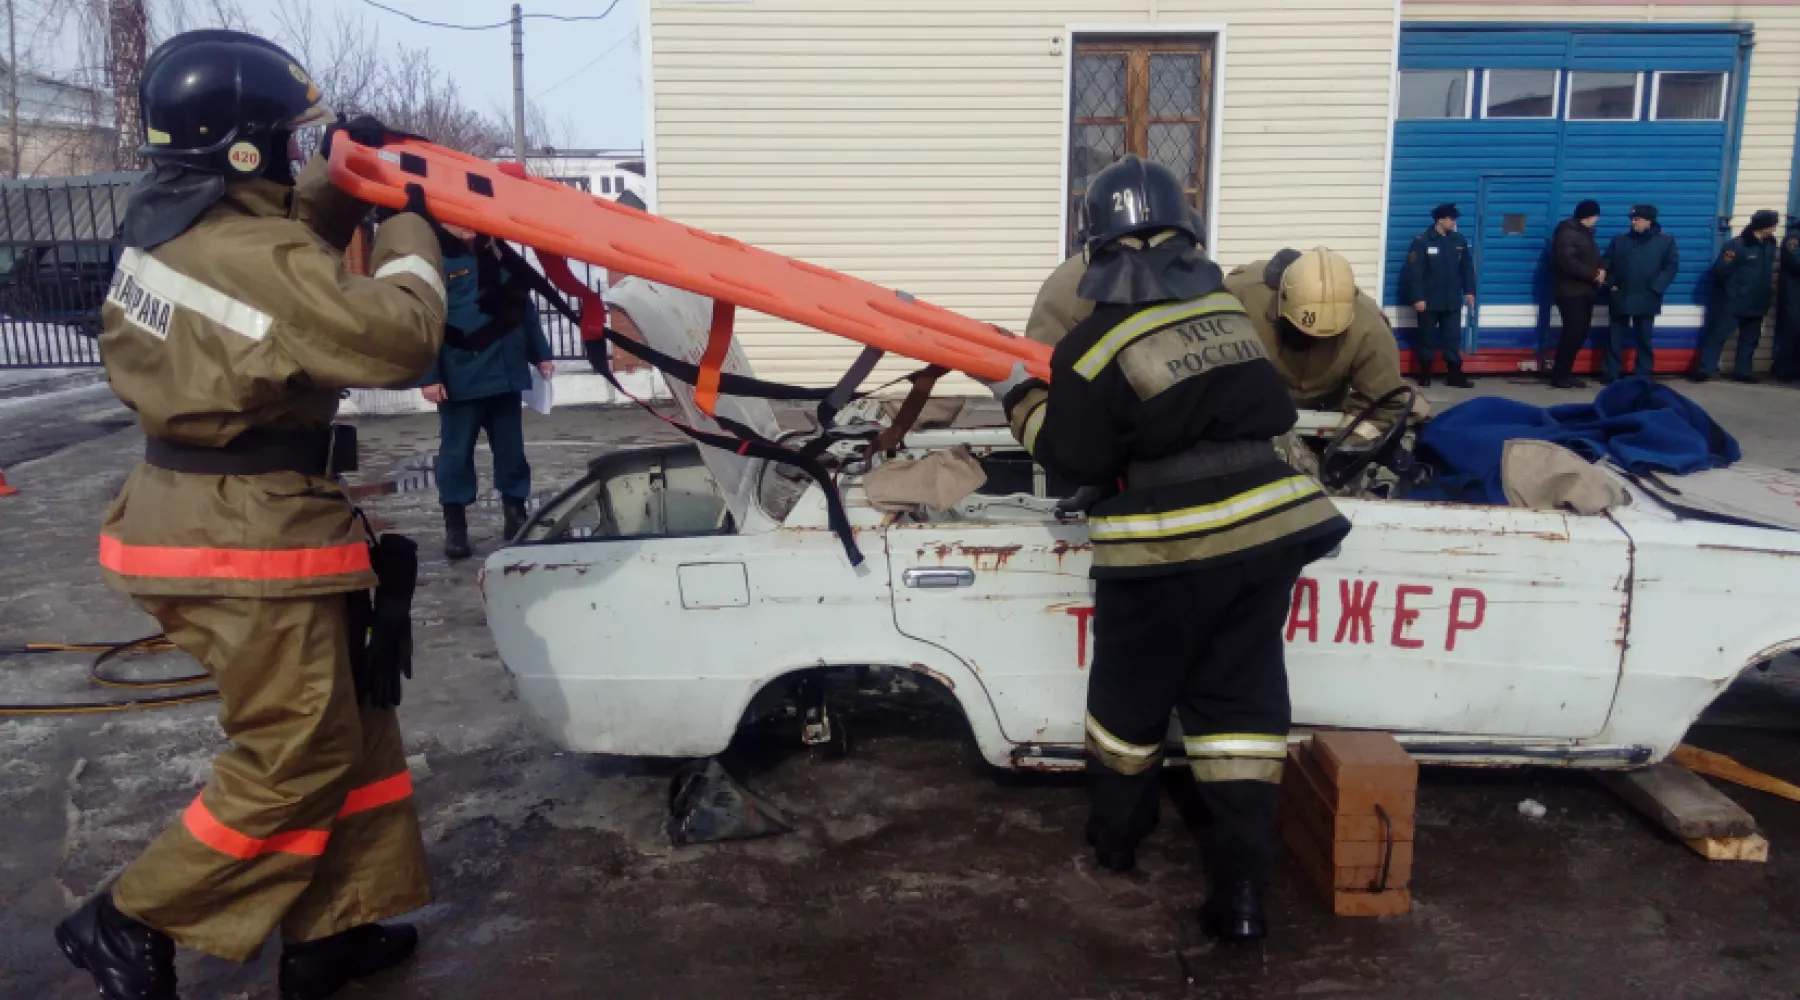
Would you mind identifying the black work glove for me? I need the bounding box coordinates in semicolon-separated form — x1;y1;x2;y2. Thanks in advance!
374;182;432;226
321;114;426;160
358;534;419;711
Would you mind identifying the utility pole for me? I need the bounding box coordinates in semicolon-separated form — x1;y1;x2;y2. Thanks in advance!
510;4;527;166
5;0;19;178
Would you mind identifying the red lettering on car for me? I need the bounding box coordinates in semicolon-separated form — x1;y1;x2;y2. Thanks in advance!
1066;606;1096;668
1287;577;1319;643
1447;588;1487;651
1334;579;1377;644
1391;585;1432;650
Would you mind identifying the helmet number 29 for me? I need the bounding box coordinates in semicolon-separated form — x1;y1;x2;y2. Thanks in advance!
1112;189;1138;219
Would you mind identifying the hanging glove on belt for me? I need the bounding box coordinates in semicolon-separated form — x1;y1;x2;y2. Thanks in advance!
348;534;419;710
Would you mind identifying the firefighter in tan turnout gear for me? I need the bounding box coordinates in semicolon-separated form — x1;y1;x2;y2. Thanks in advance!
986;156;1351;941
54;31;448;1000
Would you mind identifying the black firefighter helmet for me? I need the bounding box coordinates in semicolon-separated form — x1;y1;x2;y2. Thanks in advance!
1081;155;1197;253
138;30;331;180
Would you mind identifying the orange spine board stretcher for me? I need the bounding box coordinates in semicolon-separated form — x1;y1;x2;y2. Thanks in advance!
327;138;1052;382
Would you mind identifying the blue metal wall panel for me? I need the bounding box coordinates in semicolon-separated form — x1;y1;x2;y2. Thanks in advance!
1390;23;1747;356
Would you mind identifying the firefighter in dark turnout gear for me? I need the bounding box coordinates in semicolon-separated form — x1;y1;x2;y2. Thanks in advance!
1401;203;1476;387
1698;210;1782;383
986;156;1350;942
55;31;444;1000
1775;219;1800;382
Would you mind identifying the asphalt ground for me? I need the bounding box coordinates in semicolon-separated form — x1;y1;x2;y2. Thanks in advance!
5;372;1800;999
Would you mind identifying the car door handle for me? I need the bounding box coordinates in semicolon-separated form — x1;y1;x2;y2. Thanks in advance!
903;567;976;589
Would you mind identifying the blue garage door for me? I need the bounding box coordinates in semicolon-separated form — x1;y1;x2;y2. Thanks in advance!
1387;24;1748;372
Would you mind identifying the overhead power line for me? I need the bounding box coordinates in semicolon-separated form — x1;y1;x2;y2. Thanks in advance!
356;0;624;31
536;29;637;98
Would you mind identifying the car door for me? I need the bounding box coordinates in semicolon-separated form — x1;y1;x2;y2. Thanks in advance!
887;516;1094;746
1285;499;1631;738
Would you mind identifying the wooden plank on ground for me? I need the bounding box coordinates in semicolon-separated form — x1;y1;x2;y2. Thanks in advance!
1597;760;1758;841
1674;744;1800;804
1685;833;1770;862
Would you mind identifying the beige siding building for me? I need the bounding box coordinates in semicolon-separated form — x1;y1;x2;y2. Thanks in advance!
644;0;1401;385
642;1;1800;381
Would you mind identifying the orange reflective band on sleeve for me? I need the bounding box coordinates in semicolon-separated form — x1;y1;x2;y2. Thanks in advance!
338;772;414;818
182;798;330;860
99;535;371;581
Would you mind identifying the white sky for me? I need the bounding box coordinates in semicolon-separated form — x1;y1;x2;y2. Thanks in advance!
47;0;644;150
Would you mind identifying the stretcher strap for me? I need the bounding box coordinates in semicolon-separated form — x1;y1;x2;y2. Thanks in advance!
533;250;863;565
695;301;736;418
870;365;949;455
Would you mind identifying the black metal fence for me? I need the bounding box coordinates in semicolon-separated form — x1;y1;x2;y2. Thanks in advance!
0;171;606;368
0;172;138;368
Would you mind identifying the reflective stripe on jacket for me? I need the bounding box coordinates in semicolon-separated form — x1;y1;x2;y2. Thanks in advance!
97;156;447;598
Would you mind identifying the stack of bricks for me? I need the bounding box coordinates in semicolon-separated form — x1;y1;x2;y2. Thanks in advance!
1279;731;1417;916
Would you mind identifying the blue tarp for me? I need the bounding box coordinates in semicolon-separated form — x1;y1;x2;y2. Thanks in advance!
1413;377;1741;504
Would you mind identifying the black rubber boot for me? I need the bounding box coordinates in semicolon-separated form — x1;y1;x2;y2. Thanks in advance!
443;504;472;561
279;923;419;1000
1415;363;1432;388
54;891;179;1000
1551;376;1587;390
1085;814;1136;872
1446;364;1474;389
501;496;529;541
1199;880;1268;943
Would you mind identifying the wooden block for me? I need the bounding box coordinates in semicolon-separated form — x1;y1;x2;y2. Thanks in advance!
1283;765;1416;844
1283;764;1417;842
1290;743;1415;819
1314;731;1419;792
1331;888;1412;917
1284;818;1413;891
1598;761;1758;841
1685;833;1770;862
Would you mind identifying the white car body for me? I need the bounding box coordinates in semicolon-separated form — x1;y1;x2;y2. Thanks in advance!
480;281;1800;771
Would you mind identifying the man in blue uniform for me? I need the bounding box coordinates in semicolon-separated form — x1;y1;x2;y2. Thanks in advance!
419;225;555;558
1401;203;1476;388
1696;209;1782;383
1601;204;1679;382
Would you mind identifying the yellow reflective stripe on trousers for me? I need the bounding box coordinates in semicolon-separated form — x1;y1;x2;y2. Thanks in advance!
1183;733;1290;759
1089;476;1321;542
1073;292;1243;380
1190;758;1285;783
1085;715;1161;759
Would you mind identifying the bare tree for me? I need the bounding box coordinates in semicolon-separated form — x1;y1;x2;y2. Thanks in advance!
151;0;249;38
375;47;507;157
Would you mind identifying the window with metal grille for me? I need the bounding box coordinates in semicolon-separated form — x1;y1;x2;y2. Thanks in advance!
1067;36;1215;254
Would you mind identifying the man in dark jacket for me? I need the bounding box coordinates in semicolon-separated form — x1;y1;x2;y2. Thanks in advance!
1401;203;1477;388
1549;199;1605;389
420;226;555;558
1697;209;1782;383
987;156;1348;944
1775;219;1800;382
1602;205;1679;382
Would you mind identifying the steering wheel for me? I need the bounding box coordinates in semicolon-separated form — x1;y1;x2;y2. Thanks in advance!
1319;385;1418;491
